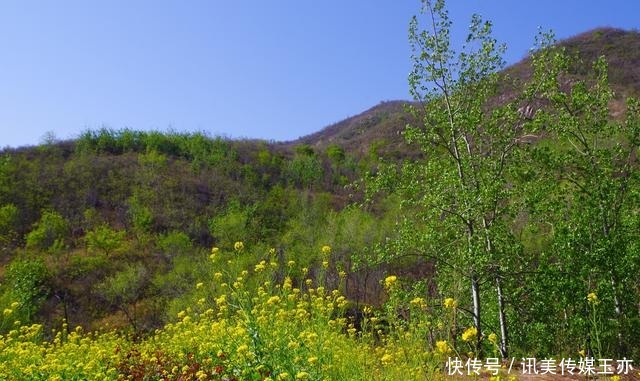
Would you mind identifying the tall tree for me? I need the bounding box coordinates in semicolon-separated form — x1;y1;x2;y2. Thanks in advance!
365;0;553;357
535;52;640;355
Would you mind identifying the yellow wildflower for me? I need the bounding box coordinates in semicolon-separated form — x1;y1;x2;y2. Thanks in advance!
196;282;203;289
488;332;498;345
410;297;427;309
255;260;266;272
587;292;599;304
234;241;244;251
321;245;331;255
461;326;478;342
384;275;397;289
443;297;458;309
435;340;449;354
381;353;393;365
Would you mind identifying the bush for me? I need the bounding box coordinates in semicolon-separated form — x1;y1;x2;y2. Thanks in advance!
2;258;49;325
25;210;69;253
85;224;125;256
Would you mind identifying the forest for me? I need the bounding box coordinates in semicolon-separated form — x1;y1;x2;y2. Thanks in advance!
1;1;639;380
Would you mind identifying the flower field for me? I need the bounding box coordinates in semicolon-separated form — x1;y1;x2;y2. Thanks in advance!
0;245;462;381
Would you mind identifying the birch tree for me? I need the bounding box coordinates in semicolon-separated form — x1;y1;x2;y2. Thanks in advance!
366;0;554;357
535;52;640;356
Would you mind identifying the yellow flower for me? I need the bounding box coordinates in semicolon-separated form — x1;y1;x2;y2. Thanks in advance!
587;292;599;304
308;356;318;365
488;332;498;344
384;275;397;289
3;308;12;316
380;353;393;365
611;375;621;381
236;344;249;354
196;282;203;289
255;260;266;272
277;373;290;380
461;326;478;342
443;297;458;309
410;297;427;309
435;340;449;354
234;241;244;251
322;260;329;269
578;349;586;357
295;371;310;380
269;247;276;255
321;245;331;255
10;302;19;309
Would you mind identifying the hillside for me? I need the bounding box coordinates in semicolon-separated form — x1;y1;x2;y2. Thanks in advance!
291;27;640;154
284;100;417;159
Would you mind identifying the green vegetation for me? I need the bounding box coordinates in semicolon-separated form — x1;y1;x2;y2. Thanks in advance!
0;0;639;379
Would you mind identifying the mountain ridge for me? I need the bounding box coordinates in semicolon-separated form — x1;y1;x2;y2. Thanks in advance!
285;27;640;156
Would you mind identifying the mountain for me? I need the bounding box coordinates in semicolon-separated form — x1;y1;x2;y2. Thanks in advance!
284;100;416;159
290;27;640;154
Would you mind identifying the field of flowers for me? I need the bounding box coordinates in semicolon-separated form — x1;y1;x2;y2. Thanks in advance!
0;244;498;381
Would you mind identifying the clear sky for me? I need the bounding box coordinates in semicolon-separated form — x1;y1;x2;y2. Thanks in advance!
1;1;638;148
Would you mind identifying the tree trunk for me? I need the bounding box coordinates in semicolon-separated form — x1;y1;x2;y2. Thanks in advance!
610;274;624;355
496;275;509;359
471;274;482;353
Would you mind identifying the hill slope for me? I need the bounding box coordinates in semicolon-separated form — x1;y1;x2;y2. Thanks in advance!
290;27;640;155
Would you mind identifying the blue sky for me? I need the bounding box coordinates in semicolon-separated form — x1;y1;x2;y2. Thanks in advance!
1;1;638;148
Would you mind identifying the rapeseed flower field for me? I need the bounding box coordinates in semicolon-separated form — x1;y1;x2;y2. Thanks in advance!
0;245;482;380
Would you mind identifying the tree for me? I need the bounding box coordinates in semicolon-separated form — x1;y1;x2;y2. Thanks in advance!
95;264;148;332
85;223;125;256
156;230;193;257
208;200;252;249
2;258;49;325
25;210;69;253
0;204;18;252
532;53;640;355
365;0;553;357
288;146;323;189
